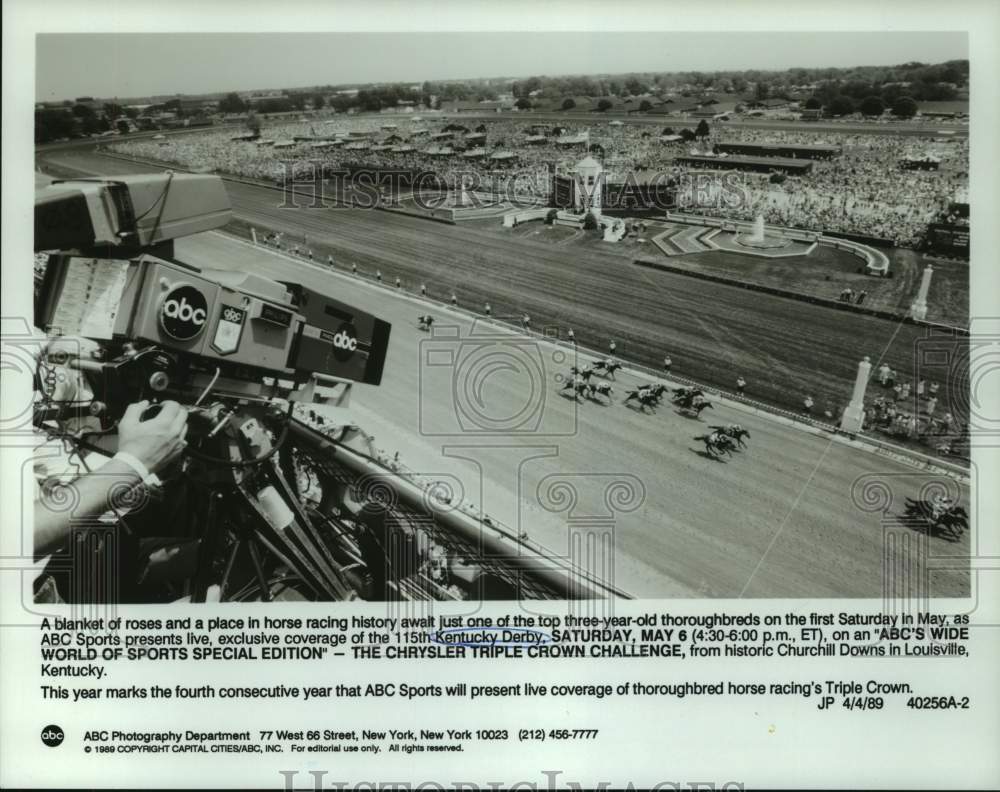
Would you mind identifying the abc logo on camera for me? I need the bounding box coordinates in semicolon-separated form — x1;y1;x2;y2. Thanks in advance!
159;285;209;342
41;725;64;747
330;322;359;361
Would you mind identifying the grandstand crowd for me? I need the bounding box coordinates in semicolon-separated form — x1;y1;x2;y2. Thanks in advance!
108;114;968;248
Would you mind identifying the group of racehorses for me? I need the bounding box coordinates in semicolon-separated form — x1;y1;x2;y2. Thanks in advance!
559;360;623;402
417;316;751;461
558;362;751;460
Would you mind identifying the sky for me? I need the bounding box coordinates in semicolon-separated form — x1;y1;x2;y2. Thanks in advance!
35;31;968;102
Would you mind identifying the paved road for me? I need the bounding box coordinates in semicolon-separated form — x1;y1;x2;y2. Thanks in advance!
165;232;970;598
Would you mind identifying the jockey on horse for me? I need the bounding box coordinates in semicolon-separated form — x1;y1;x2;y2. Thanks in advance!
904;494;968;541
624;387;657;411
560;376;590;401
672;387;703;408
697;431;736;459
646;383;668;403
417;314;435;331
592;358;623;379
586;382;613;401
710;423;751;448
570;364;595;382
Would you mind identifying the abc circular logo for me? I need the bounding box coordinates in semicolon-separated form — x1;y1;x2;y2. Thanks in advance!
159;285;208;342
331;323;359;361
41;725;64;747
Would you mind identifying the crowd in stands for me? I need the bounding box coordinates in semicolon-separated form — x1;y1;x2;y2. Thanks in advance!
863;365;966;457
108;115;968;248
675;129;967;246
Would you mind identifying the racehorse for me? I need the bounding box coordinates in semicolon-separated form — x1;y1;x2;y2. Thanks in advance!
687;399;713;417
570;365;595;382
417;314;435;331
592;359;623;379
710;424;751;448
624;388;658;411
586;382;613;401
560;377;590;401
672;387;704;408
695;431;736;459
903;497;969;541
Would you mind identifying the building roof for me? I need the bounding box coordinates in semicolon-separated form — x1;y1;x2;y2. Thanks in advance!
575;155;603;171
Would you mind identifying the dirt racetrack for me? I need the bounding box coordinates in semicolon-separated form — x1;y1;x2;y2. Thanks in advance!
161;232;971;599
34;150;973;597
38;149;970;438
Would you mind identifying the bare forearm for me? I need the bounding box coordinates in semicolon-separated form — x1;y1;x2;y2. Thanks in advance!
34;460;142;558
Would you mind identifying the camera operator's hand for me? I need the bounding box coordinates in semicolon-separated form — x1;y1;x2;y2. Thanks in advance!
117;400;188;474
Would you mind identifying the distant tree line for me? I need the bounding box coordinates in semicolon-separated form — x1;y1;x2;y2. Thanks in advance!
35;103;114;143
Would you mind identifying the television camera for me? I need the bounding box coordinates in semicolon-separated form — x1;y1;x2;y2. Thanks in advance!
33;173;621;604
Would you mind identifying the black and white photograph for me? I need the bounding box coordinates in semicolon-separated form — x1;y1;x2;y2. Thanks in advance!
28;28;975;603
3;1;999;789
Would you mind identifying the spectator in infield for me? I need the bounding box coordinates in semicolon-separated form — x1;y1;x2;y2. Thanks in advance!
327;254;334;267
451;293;458;307
736;376;746;396
523;314;532;331
856;290;867;305
609;340;617;356
878;363;891;386
803;395;814;415
663;355;672;374
567;328;575;344
485;302;492;317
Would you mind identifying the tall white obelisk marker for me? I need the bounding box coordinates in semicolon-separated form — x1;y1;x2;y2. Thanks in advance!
840;356;872;433
910;264;934;321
